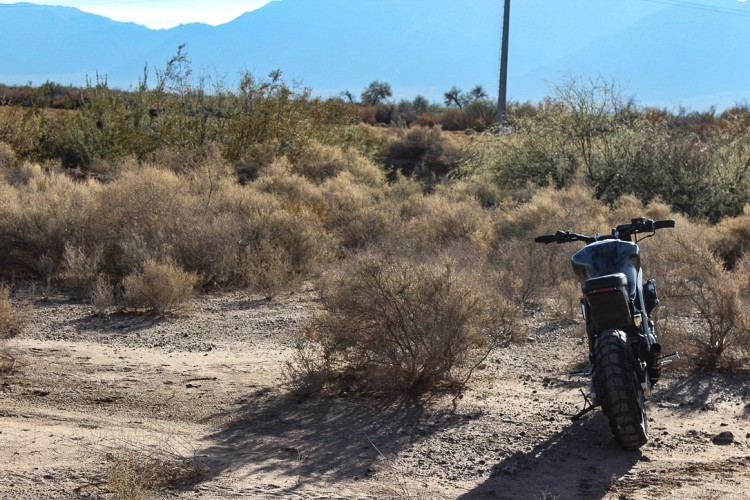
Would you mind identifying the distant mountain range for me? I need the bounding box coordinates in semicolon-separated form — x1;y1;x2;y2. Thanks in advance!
1;0;749;110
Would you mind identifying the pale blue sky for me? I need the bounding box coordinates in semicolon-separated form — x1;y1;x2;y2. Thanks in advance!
0;0;274;28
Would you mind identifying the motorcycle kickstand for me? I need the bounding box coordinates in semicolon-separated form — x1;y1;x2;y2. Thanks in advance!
571;388;598;421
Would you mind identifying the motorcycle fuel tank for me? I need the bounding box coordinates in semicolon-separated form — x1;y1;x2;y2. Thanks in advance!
571;240;640;297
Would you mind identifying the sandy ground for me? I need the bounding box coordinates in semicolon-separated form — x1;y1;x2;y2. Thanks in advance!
1;288;748;499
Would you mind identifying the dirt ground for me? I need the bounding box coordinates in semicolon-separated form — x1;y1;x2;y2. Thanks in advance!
1;287;748;499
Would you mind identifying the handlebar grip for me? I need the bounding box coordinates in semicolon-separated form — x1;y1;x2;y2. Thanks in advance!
534;234;557;244
653;219;676;229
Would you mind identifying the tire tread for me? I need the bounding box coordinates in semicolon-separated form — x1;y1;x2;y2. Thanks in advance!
593;330;648;450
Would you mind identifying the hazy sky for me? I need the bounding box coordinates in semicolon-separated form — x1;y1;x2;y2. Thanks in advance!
0;0;275;28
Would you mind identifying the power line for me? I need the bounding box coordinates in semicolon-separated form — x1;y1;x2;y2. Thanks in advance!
635;0;750;17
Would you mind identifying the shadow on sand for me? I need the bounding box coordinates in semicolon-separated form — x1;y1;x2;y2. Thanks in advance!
196;391;467;496
459;412;641;500
654;370;750;415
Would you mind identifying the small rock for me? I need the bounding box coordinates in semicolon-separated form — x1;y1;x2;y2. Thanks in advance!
639;456;652;462
658;402;679;408
712;431;734;444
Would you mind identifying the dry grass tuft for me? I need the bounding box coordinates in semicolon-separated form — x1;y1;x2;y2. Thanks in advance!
0;286;25;372
0;286;24;341
123;259;198;316
90;274;115;315
98;434;207;499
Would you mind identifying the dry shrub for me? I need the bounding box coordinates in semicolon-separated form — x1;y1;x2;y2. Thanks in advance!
146;143;231;177
90;274;114;315
234;140;280;184
123;259;197;315
189;182;331;296
0;161;36;187
387;126;462;177
446;172;507;208
551;279;584;322
651;230;750;366
0;164;99;278
711;205;750;267
403;190;490;253
87;155;141;180
0;286;24;341
94;167;191;276
246;208;332;297
299;250;518;393
492;185;609;244
180;145;235;201
0;286;25;372
320;172;393;249
59;243;104;298
292;141;381;184
99;434;207;497
0;141;16;169
609;194;647;222
489;239;550;306
738;253;750;297
253;157;324;209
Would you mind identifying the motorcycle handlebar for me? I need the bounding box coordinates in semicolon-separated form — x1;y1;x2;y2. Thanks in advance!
653;219;676;229
534;234;558;244
534;218;676;244
534;230;594;244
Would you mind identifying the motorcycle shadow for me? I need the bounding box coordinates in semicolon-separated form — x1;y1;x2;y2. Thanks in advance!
459;412;642;500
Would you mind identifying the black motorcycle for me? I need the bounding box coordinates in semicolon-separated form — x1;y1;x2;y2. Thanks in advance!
535;217;679;450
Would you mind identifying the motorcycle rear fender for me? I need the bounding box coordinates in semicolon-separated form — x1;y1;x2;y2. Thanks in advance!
583;273;634;334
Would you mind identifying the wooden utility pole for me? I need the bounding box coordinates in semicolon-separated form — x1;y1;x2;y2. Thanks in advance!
497;0;510;125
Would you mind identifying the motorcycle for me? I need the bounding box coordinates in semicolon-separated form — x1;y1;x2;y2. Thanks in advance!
535;217;679;450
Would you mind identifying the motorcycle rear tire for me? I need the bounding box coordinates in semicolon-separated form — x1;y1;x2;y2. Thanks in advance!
593;329;649;450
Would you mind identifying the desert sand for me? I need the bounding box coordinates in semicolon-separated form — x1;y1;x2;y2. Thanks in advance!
1;288;748;499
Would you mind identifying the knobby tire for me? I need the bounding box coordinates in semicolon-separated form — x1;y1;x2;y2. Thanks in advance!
593;329;649;450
